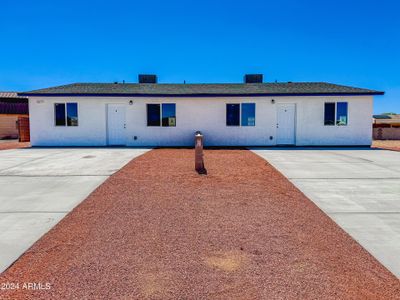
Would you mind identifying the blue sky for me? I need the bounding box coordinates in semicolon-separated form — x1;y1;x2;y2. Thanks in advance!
1;0;399;113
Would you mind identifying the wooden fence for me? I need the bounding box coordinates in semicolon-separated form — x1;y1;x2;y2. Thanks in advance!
373;128;400;140
17;116;30;142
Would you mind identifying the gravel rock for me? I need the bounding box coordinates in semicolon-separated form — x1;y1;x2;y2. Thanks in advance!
1;149;399;299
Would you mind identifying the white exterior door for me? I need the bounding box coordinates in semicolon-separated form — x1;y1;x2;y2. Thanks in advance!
107;104;126;145
276;103;296;145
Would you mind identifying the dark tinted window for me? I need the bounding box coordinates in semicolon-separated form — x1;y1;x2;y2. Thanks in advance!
55;103;66;126
336;102;348;126
162;103;176;127
324;102;335;125
147;104;161;126
241;103;255;126
226;104;240;126
67;103;78;126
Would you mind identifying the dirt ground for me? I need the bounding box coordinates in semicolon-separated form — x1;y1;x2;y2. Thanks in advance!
0;140;30;150
0;149;399;299
373;140;400;151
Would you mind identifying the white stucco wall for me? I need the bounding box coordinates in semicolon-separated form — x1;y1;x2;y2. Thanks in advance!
28;95;373;147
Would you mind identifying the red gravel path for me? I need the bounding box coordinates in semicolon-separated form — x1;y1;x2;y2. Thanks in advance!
1;149;399;299
0;141;30;151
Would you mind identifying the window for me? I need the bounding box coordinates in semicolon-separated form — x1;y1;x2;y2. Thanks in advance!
336;102;348;126
67;103;78;126
324;102;335;125
147;104;161;126
226;103;256;126
147;103;176;127
324;102;348;126
241;103;256;126
55;103;66;126
226;104;240;126
55;103;78;126
162;104;176;127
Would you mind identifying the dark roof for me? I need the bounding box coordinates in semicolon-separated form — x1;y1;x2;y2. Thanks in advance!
0;92;28;100
373;114;392;119
0;92;28;114
18;82;384;97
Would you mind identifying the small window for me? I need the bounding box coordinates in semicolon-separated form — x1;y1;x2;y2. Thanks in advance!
324;102;335;126
162;103;176;127
241;103;255;126
147;103;176;127
226;104;240;126
147;104;161;126
55;103;66;126
336;102;348;126
67;103;78;126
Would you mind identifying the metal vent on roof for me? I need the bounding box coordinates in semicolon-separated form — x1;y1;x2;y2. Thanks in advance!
244;74;263;83
138;74;157;84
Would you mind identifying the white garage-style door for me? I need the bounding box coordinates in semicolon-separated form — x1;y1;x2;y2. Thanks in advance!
276;103;296;145
107;104;126;146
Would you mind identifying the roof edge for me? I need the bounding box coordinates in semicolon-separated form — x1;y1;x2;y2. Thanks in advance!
18;92;385;97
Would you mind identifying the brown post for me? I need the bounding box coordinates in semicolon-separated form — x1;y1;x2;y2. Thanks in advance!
195;131;206;174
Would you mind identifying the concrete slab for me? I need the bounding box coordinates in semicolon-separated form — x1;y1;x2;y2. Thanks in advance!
332;214;400;277
0;148;150;176
0;176;108;212
291;179;400;213
251;147;400;277
0;147;150;273
0;212;66;272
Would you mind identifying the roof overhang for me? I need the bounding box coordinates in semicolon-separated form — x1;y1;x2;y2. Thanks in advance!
18;92;385;97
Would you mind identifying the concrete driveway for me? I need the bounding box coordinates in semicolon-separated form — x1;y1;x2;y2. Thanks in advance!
0;148;150;273
252;147;400;278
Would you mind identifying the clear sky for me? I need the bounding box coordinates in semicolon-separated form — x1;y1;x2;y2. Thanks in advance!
1;0;399;113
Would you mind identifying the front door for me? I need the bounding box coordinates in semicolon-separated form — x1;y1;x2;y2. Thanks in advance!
107;104;126;145
276;103;296;145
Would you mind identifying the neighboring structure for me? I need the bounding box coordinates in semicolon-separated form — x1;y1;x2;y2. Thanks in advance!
373;114;400;140
0;92;29;139
19;74;384;147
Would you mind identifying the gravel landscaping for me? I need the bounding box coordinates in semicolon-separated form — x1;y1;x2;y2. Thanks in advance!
0;149;399;299
0;140;30;151
373;140;400;151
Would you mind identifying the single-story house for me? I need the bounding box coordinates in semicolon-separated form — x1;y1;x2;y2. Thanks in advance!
373;114;400;128
373;114;400;140
19;74;384;147
0;92;29;139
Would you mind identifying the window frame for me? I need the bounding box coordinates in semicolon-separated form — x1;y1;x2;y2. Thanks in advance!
226;103;256;127
226;103;241;126
336;102;348;126
66;103;79;126
146;103;161;127
54;102;79;127
324;101;348;127
241;103;256;126
161;103;176;127
146;103;176;127
54;103;66;126
324;102;336;126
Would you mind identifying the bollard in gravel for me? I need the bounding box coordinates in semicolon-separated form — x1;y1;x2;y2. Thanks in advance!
195;131;207;175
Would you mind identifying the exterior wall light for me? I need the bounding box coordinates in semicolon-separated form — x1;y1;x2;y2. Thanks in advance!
129;100;133;105
271;99;275;104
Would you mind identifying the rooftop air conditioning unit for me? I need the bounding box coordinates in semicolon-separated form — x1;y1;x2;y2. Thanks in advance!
138;74;157;84
244;74;263;83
